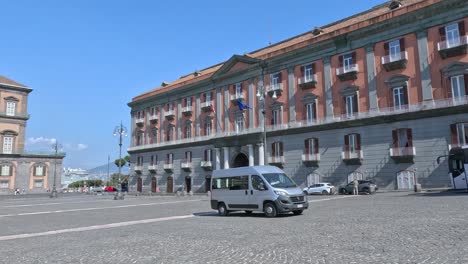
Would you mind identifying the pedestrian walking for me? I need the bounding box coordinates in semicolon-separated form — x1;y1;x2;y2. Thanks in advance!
353;179;359;195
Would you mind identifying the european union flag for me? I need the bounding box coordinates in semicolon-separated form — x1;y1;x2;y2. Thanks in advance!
237;100;252;111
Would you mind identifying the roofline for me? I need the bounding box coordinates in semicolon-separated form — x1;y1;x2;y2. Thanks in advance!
0;82;33;93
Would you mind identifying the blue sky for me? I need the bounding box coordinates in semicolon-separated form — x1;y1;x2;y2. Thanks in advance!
0;0;385;169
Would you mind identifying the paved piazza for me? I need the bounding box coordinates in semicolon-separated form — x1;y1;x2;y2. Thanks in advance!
0;192;467;264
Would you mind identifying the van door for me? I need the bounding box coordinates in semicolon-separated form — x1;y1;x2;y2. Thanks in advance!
225;175;250;210
249;175;271;210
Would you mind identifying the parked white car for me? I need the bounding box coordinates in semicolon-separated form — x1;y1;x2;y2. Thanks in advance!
303;183;335;195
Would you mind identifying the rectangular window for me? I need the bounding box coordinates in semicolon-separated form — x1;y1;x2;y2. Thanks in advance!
137;156;143;166
3;137;13;154
305;139;315;155
166;126;174;141
185;151;192;162
236;115;244;133
446;23;460;48
271;72;281;89
389;40;401;61
186;125;192;139
306;102;316;123
34;180;43;188
393;87;406;110
167;153;173;164
457;123;468;146
235;83;242;97
205;121;212;136
272;109;281;126
343;53;353;72
273;142;281;158
150;155;155;165
6;102;16;116
1;165;10;176
205;149;212;162
0;180;9;188
35;166;44;176
205;92;211;103
304;64;313;82
151;128;158;144
349;134;357;153
346;95;355;117
211;176;249;190
451;75;465;100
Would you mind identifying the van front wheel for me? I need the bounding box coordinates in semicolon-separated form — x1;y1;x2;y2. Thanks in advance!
264;202;277;218
218;203;229;216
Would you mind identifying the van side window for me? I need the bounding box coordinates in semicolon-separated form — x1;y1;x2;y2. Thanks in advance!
251;175;267;190
212;176;248;190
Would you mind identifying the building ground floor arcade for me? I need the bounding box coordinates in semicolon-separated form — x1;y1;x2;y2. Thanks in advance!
128;110;468;194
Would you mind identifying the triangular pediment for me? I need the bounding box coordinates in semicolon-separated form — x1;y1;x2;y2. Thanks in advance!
212;55;262;79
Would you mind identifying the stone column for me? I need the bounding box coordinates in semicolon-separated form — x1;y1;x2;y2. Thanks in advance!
215;148;221;170
366;44;378;111
223;147;230;169
417;30;433;101
224;87;230;133
257;143;265;166
248;79;254;129
177;99;182;139
323;56;333;117
216;88;222;133
247;144;254;166
195;96;201;136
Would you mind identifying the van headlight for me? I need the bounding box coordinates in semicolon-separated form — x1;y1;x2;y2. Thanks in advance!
274;190;288;196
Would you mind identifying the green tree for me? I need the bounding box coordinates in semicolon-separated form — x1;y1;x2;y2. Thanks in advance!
114;158;126;168
124;155;130;167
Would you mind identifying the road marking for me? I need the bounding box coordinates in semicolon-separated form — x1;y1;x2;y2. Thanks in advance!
0;199;202;218
307;196;356;203
1;199;117;208
0;214;194;241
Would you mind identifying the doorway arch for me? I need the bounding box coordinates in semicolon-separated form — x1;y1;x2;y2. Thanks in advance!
396;170;415;190
205;175;211;192
232;153;249;168
137;177;142;192
185;176;192;193
151;177;157;193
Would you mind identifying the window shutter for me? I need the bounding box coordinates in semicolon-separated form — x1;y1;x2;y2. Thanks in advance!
439;27;446;41
279;142;283;156
459;21;465;36
142;110;145;118
445;76;452;99
314;138;319;154
407;128;413;147
450;124;458;145
8;166;12;176
400;38;405;52
403;86;409;105
304;139;310;154
342;96;347;115
353;94;358;113
392;129;398;148
356;134;362;150
464;75;468;96
300;66;304;77
384;42;389;55
303;104;307;121
351;52;356;64
388;89;394;108
344;135;350;152
272;143;276;157
204;150;208;161
278;72;282;83
339;56;343;67
311;63;316;74
33;166;36;176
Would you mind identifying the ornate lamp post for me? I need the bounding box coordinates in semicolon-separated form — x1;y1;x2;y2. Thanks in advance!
256;67;268;163
113;122;127;195
50;142;62;198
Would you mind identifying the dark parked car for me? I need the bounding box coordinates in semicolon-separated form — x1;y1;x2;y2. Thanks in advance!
339;180;378;194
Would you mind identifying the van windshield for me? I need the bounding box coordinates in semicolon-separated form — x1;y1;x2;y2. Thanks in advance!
262;173;297;188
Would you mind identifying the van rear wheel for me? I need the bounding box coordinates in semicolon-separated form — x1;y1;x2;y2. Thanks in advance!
218;203;229;216
264;202;277;218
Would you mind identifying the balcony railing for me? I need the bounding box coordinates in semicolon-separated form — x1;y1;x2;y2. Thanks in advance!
128;96;468;152
230;94;245;102
341;150;364;165
336;64;359;81
134;165;143;172
164;110;175;119
163;163;173;171
265;83;283;94
148;165;157;172
0;112;30;119
181;106;193;115
149;114;158;122
437;35;468;59
389;146;416;157
381;51;408;71
298;74;318;89
302;153;320;162
200;161;213;170
181;161;192;171
267;156;285;165
200;101;213;112
135;118;144;125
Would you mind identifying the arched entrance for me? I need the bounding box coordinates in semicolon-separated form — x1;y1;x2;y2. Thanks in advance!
151;177;157;193
185;176;192;193
167;176;173;193
137;177;142;192
396;170;415;190
205;175;211;192
232;153;249;168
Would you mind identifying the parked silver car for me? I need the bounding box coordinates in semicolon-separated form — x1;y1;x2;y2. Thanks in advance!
303;183;335;195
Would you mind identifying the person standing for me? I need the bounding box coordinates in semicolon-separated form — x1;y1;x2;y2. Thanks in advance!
353;179;359;195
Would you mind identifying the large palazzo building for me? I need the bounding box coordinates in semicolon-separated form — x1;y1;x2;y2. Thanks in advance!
0;75;65;194
127;0;468;193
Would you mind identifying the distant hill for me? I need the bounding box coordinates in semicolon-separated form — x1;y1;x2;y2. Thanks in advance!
87;163;129;175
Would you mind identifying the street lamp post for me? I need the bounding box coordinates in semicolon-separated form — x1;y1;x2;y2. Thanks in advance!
113;122;127;199
50;142;62;198
256;66;268;163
